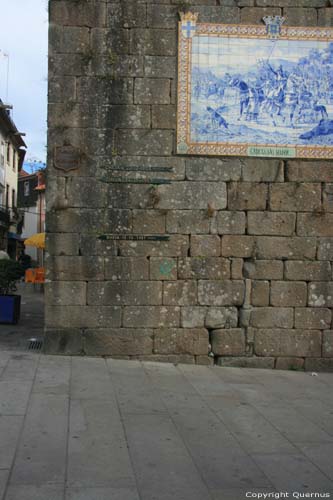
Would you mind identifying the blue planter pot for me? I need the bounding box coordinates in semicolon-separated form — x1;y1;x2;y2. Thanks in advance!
0;295;21;324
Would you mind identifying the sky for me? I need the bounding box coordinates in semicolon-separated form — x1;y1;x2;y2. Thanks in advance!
0;0;48;166
192;36;328;76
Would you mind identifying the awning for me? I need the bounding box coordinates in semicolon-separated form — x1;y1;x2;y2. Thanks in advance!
24;232;45;249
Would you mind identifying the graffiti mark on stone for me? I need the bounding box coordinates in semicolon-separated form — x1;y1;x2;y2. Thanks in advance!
159;260;175;275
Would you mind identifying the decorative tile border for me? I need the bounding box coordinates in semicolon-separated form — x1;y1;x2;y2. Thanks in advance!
177;15;333;159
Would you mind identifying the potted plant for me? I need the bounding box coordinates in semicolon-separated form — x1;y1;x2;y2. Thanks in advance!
0;259;24;324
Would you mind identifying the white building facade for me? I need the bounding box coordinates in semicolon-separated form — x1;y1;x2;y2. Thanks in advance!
0;100;26;255
18;171;39;262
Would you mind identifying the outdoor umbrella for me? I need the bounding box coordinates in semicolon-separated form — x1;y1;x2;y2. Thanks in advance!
24;233;45;249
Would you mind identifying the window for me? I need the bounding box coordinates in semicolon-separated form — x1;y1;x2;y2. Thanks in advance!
13;150;16;171
0;142;4;167
5;184;9;207
24;181;30;196
11;189;15;208
6;143;10;164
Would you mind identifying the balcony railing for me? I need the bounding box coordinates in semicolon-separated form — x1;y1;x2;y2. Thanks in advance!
9;207;22;224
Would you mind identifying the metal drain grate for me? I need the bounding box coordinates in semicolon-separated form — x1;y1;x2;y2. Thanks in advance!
28;338;43;351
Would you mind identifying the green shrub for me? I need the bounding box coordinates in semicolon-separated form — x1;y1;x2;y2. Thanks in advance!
0;260;24;295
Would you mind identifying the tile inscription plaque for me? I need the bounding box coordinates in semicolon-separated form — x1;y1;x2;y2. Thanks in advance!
177;12;333;159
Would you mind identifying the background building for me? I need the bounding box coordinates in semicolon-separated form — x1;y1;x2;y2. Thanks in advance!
0;99;26;257
18;170;38;261
18;169;45;265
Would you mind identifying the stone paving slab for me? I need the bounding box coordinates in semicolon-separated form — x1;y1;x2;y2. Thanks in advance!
0;417;24;470
291;398;333;436
32;355;71;396
106;359;167;415
0;353;40;382
65;487;140;500
0;351;332;500
71;357;114;401
123;412;212;500
67;399;136;488
0;471;9;500
298;443;333;481
252;453;333;491
255;405;333;444
4;485;63;500
10;394;68;486
0;382;33;415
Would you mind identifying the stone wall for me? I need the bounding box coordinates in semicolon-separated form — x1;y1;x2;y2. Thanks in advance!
46;0;333;371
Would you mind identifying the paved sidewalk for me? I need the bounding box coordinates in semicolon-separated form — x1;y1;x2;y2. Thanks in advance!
0;351;332;500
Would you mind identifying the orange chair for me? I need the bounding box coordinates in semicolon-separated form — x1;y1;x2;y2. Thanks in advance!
34;268;45;284
25;269;36;283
